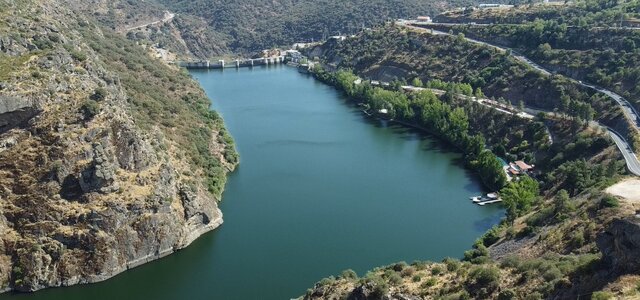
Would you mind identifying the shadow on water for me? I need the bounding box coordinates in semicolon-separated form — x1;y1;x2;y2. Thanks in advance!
473;215;505;232
336;96;490;195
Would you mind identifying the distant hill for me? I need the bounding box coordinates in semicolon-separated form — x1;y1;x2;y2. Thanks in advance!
155;0;505;54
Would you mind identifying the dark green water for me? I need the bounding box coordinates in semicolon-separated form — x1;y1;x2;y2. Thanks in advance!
4;65;503;300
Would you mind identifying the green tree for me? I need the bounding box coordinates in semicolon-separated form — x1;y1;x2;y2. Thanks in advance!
501;176;540;222
411;77;423;87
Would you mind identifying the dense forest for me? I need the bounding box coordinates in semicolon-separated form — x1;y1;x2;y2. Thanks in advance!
154;0;508;53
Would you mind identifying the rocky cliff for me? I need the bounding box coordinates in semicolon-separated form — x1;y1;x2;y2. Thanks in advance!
0;0;236;292
597;217;640;274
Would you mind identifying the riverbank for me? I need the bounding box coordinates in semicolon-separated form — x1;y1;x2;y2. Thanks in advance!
309;67;508;192
300;25;636;299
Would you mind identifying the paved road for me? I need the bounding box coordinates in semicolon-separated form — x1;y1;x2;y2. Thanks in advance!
408;22;640;130
609;129;640;176
123;11;175;32
421;22;640;31
401;22;640;176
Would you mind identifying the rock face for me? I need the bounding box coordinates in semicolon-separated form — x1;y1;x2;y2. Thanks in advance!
596;217;640;274
0;95;40;134
0;0;237;293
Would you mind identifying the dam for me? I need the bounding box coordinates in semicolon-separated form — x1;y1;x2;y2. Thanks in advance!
178;56;287;69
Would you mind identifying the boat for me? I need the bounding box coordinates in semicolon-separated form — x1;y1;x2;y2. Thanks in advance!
470;193;501;204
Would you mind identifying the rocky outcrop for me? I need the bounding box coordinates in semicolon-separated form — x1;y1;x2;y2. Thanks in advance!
0;95;40;134
0;0;237;293
597;217;640;274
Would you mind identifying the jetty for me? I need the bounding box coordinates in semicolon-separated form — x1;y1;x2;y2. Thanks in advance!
470;193;503;206
477;199;503;206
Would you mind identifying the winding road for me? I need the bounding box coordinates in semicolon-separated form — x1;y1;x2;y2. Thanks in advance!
123;11;176;32
400;22;640;176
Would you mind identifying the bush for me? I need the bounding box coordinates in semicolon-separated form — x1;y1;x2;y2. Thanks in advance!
467;266;500;293
498;289;517;300
388;273;403;286
81;100;100;119
570;229;586;248
542;267;563;281
318;276;335;286
340;269;357;280
443;258;461;272
400;266;415;277
412;260;430;271
591;291;613;300
421;277;437;288
91;87;107;101
71;50;88;62
600;195;619;208
362;274;389;299
431;266;444;276
412;275;421;282
392;261;407;272
463;244;489;263
479;225;502;247
500;255;521;269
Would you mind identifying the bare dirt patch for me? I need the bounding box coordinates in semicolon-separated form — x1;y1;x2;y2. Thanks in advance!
607;179;640;203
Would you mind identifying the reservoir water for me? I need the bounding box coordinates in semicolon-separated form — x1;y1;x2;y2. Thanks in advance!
4;65;503;300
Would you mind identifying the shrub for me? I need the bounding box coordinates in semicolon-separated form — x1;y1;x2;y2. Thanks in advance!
340;269;357;280
570;229;586;248
400;266;415;277
71;50;87;62
479;225;502;247
500;255;521;269
388;273;403;286
412;260;430;271
591;291;613;300
421;277;437;288
91;87;108;101
362;274;389;299
464;244;489;263
81;100;100;119
467;266;500;293
318;276;335;286
443;258;461;272
412;275;422;282
600;195;619;208
498;289;517;300
392;261;407;272
542;267;563;281
431;266;444;276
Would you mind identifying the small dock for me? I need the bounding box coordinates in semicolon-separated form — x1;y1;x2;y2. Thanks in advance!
477;199;503;206
470;193;503;206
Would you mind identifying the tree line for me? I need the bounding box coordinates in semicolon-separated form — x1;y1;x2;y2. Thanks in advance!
313;67;508;191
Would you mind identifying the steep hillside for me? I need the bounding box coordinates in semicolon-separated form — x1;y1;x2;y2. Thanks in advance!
155;0;508;54
0;0;236;292
65;0;229;60
435;0;640;26
431;1;640;117
309;26;629;132
298;24;640;299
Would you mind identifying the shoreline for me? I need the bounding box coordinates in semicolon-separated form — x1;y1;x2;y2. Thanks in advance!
1;200;227;295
